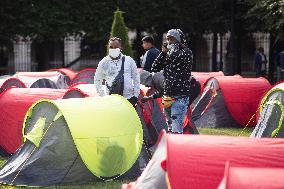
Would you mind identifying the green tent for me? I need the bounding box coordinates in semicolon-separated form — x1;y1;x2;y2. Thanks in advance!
0;95;143;186
251;82;284;138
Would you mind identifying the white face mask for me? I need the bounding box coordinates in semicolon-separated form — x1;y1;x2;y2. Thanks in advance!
109;48;121;58
167;43;175;50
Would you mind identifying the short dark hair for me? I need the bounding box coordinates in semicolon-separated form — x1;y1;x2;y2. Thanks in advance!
258;47;264;52
142;36;154;44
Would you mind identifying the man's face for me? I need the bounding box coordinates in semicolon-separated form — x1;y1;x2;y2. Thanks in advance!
109;40;121;50
142;41;152;50
167;36;177;45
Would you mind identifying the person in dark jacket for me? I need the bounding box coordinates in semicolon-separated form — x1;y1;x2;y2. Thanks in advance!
151;29;193;134
141;36;160;72
255;47;267;77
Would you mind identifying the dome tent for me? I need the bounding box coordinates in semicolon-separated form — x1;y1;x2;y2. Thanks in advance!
192;76;271;128
0;88;66;154
218;162;284;189
0;77;26;92
251;82;284;138
70;68;96;85
123;133;284;189
137;86;168;147
63;84;98;99
48;68;77;85
63;85;150;180
13;72;68;89
0;96;143;186
192;71;224;93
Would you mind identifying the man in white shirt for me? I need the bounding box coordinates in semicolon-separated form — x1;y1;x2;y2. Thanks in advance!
94;37;140;106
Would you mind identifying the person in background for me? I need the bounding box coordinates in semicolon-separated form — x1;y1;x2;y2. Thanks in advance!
141;36;160;72
94;37;140;107
255;47;267;77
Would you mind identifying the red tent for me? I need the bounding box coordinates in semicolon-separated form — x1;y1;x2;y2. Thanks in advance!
0;78;26;92
192;71;225;92
192;71;224;77
219;162;284;189
140;85;198;136
123;133;284;189
215;76;270;126
136;86;168;147
192;76;271;128
70;68;96;85
63;84;98;99
167;134;284;189
48;68;77;84
0;88;66;154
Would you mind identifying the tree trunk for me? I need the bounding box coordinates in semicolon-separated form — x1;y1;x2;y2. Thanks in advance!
98;40;106;60
135;28;143;67
36;40;53;71
155;28;164;51
236;34;242;74
268;33;276;84
191;35;197;71
212;32;218;71
219;34;223;71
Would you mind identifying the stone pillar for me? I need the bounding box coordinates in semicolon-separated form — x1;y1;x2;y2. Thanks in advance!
221;33;230;73
13;36;32;72
64;35;81;71
7;51;14;74
204;33;213;71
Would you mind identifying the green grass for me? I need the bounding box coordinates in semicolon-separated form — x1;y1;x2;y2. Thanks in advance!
199;127;254;137
0;127;253;188
0;180;128;189
0;157;5;167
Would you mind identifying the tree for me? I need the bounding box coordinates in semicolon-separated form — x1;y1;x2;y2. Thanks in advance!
246;0;284;82
110;8;133;56
246;0;284;35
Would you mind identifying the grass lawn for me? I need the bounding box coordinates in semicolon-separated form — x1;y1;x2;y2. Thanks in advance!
0;127;254;189
199;127;254;137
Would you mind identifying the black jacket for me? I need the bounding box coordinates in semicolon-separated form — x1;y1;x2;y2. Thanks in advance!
143;47;160;72
151;44;193;96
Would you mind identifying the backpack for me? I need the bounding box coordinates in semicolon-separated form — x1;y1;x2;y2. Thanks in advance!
107;56;125;96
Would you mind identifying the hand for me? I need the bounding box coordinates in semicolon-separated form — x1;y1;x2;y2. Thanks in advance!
162;44;169;53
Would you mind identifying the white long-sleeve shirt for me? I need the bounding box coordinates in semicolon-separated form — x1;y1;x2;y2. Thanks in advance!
94;55;140;99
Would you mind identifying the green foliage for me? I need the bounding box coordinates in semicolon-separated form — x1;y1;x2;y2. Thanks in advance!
247;0;284;37
1;0;283;57
0;0;117;41
110;9;133;56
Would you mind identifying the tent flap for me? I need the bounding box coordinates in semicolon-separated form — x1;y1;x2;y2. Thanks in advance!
25;117;46;147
